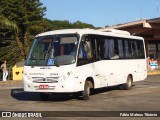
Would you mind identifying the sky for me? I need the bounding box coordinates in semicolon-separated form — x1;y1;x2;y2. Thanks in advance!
40;0;160;27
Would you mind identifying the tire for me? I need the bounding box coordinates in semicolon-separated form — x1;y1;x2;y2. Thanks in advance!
123;75;133;90
40;93;49;101
82;81;90;100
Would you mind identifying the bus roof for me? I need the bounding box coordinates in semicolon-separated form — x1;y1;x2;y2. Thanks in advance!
36;28;143;40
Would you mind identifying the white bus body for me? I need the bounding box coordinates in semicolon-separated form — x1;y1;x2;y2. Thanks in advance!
23;29;147;100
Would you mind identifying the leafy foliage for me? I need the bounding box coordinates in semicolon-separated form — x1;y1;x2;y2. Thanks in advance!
72;21;94;29
30;18;95;34
0;0;46;58
0;0;96;69
0;41;22;67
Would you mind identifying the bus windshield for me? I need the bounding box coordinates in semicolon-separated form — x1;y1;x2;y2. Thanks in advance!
25;34;79;66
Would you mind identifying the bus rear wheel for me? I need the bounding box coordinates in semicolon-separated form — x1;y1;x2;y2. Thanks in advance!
82;81;90;100
123;75;133;90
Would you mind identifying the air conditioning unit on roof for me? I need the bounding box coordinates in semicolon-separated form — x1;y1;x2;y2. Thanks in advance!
98;29;130;35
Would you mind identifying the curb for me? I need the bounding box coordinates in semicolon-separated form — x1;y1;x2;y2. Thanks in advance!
0;80;22;85
147;71;160;75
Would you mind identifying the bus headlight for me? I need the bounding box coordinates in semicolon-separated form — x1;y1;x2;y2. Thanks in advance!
67;71;73;76
59;75;66;82
24;73;32;81
63;75;66;80
24;72;27;76
67;72;70;76
27;76;32;81
59;71;74;82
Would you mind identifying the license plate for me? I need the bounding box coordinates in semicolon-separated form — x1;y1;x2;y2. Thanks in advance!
39;85;49;89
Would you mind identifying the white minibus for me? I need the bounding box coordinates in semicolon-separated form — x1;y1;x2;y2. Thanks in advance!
23;29;147;100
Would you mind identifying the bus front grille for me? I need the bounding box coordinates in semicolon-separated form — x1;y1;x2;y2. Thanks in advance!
32;77;59;83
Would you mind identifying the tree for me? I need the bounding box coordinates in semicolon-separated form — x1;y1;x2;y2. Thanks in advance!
0;15;25;57
38;19;95;31
0;0;46;58
0;15;18;30
0;15;23;68
0;1;97;70
0;15;17;42
72;21;95;29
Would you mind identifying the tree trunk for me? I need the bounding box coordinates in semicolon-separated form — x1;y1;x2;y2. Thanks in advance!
24;32;29;58
15;31;25;58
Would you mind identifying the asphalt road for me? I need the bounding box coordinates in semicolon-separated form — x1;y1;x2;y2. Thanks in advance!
0;75;160;120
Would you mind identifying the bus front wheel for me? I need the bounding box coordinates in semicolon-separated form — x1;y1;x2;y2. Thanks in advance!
82;81;90;100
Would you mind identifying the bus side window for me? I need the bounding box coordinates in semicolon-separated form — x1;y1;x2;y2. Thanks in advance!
124;40;132;59
118;39;124;59
130;40;138;59
77;41;92;66
137;40;145;59
111;39;119;59
97;38;102;60
78;42;87;59
103;38;116;59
